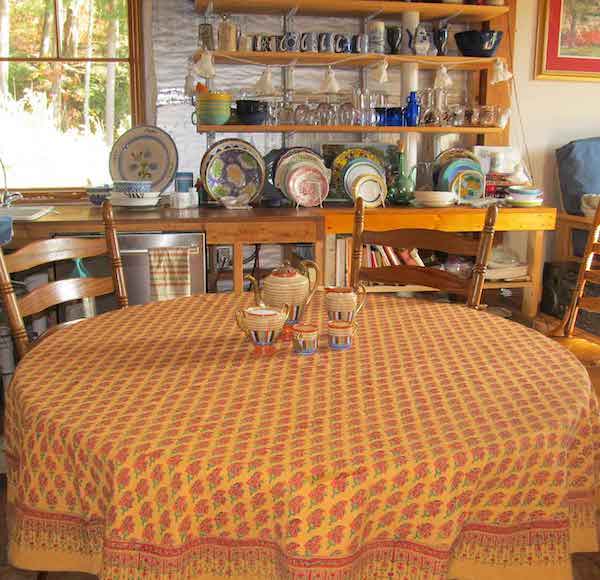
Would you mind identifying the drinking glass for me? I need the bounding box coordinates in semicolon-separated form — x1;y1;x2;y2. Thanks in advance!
420;88;441;126
448;104;466;127
480;105;498;127
317;102;336;126
339;102;360;126
294;101;311;125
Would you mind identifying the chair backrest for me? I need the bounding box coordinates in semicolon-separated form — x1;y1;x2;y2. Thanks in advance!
0;201;128;358
557;202;600;336
350;197;498;308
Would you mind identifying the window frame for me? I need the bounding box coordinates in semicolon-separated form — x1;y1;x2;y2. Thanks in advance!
0;0;146;200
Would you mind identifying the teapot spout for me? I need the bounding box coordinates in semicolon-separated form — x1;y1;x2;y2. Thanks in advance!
244;274;264;306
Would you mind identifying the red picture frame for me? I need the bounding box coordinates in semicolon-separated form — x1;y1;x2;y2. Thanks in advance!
536;0;600;81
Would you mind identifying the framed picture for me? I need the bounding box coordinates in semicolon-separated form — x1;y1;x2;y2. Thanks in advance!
536;0;600;81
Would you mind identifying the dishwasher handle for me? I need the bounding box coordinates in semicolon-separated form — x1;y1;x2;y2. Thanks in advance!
120;245;201;256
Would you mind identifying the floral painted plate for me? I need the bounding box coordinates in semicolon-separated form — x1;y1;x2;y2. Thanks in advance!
437;159;483;192
204;147;266;204
110;126;178;193
274;148;325;195
332;148;381;194
450;170;486;201
285;165;329;207
200;139;259;186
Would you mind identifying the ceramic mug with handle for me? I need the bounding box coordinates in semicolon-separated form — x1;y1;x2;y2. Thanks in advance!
328;320;359;351
301;32;318;53
325;284;367;322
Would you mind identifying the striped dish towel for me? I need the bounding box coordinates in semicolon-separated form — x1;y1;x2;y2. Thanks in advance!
149;247;192;302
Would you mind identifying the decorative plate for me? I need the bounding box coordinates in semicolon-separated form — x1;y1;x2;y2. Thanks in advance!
205;147;266;204
200;138;259;185
343;158;385;199
351;174;387;208
450;170;485;201
110;126;178;193
332;148;381;194
285;165;329;207
274;148;325;194
505;196;544;208
437;159;483;192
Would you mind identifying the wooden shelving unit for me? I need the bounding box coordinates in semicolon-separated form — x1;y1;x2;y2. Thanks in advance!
195;50;497;71
196;124;504;135
195;0;509;22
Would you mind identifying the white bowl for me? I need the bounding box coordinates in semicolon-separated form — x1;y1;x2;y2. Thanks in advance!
120;191;162;200
583;205;597;218
582;194;600;210
508;192;543;203
414;191;457;206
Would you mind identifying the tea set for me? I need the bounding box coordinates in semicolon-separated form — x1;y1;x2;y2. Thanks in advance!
236;261;366;355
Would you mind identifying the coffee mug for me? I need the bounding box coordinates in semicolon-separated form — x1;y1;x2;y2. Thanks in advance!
236;305;289;353
334;34;351;54
281;32;300;52
325;285;367;322
293;323;319;355
198;23;216;51
175;172;194;193
328;321;358;351
267;34;282;52
301;32;318;53
319;32;335;53
351;33;369;54
368;20;385;54
386;25;403;54
253;34;268;52
238;34;253;52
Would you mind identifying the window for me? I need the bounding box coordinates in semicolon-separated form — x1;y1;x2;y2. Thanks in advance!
0;0;144;192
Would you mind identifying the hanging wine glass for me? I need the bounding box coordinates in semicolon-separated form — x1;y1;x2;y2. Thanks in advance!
420;88;441;126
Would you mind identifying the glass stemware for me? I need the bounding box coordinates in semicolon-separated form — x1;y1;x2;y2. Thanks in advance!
420;88;441;126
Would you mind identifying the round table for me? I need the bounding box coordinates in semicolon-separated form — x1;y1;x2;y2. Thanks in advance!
5;293;599;580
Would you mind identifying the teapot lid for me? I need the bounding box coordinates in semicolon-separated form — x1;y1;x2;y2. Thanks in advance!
270;261;299;278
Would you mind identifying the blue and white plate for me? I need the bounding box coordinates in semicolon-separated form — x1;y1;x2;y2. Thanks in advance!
110;126;179;193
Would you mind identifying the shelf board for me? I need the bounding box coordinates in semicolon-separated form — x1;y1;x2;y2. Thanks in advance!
196;50;495;71
195;0;509;23
196;124;504;135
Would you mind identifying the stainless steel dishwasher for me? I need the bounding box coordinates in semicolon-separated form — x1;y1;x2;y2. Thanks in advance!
54;232;206;317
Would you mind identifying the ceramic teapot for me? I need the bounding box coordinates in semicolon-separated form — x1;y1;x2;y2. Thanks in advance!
245;260;320;324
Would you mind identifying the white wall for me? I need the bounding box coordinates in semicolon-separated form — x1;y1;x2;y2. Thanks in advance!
511;0;600;210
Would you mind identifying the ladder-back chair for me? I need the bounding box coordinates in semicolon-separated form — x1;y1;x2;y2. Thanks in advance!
0;201;128;359
350;197;498;309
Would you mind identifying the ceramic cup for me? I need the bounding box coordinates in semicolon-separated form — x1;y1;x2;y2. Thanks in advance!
253;34;269;52
198;23;216;50
368;21;385;54
328;320;358;351
334;34;351;54
292;323;319;355
351;33;369;54
325;285;367;322
281;32;301;52
319;32;335;53
175;172;194;193
301;32;318;53
236;305;289;354
386;25;403;54
238;34;253;51
267;34;282;52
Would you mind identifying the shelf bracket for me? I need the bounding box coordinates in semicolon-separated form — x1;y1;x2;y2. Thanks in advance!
365;9;383;22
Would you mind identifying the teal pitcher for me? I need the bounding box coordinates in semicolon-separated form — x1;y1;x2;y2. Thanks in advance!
388;142;416;205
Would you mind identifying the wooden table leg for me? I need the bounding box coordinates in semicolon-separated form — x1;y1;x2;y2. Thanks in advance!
233;243;244;295
314;239;325;287
522;230;545;319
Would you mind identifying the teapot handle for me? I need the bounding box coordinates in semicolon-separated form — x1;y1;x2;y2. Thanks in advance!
355;283;367;315
235;311;251;338
280;303;290;321
244;274;265;306
299;259;320;305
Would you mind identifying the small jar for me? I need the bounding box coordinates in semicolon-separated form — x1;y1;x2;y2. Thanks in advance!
480;105;499;127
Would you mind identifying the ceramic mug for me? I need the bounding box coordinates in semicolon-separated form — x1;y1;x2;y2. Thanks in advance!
386;25;403;54
292;323;319;355
328;320;358;351
236;305;289;352
351;33;369;54
238;34;253;51
325;285;367;322
301;32;318;53
319;32;335;53
368;20;385;54
334;34;351;54
267;34;282;52
281;32;300;52
253;34;269;52
198;23;216;50
175;172;194;193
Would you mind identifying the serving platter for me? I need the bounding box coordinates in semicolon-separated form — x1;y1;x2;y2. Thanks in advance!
110;126;178;193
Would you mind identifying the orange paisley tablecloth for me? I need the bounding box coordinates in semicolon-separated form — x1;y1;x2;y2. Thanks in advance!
5;293;600;580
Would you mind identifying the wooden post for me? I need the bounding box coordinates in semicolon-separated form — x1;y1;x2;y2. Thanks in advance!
350;197;365;289
233;242;244;294
522;229;545;319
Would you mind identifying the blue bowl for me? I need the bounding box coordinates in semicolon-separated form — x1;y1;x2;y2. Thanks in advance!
113;180;153;195
87;186;112;206
507;186;543;196
455;30;503;58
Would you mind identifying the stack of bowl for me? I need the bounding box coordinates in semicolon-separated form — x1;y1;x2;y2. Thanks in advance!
413;190;457;208
87;185;112;206
195;92;232;125
236;100;267;125
505;186;543;208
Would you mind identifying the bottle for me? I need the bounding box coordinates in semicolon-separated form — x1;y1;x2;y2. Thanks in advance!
404;91;421;127
388;141;415;206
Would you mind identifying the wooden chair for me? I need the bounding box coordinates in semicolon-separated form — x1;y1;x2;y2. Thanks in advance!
350;197;498;309
0;201;128;359
551;203;600;393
